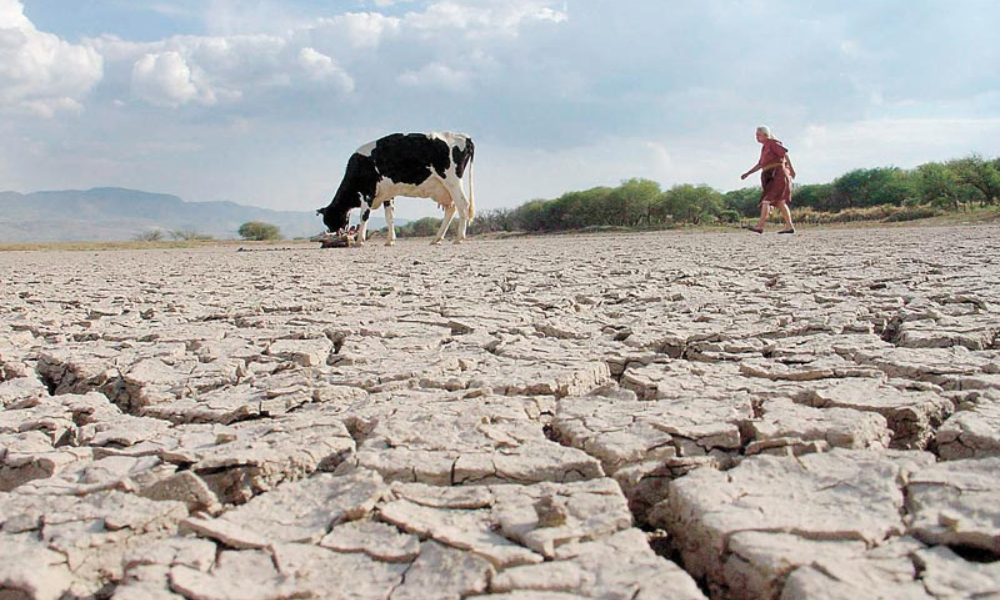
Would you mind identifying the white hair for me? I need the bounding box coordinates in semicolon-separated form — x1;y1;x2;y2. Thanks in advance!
756;125;772;138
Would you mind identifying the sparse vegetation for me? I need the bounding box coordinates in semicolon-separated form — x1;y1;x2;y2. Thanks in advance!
170;229;214;241
134;230;166;242
0;240;245;252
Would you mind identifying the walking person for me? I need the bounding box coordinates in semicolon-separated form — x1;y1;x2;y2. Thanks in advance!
741;126;796;234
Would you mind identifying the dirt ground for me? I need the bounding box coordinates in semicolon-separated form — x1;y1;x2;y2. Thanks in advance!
2;225;998;599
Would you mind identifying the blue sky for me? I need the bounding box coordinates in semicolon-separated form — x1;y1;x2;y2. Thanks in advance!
2;0;999;222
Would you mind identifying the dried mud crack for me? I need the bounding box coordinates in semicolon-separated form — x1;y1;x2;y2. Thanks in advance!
2;225;999;600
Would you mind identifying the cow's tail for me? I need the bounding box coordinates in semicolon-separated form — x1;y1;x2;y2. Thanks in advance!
466;137;476;222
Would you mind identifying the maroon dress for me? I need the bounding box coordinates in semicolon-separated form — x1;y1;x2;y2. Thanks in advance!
757;139;792;206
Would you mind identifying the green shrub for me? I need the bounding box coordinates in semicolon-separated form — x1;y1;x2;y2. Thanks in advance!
717;209;741;224
238;221;282;241
396;217;443;238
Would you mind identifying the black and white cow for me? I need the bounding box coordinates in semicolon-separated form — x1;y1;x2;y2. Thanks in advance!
317;132;475;246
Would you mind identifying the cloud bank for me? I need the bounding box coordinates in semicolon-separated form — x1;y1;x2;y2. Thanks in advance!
2;0;999;220
0;0;102;116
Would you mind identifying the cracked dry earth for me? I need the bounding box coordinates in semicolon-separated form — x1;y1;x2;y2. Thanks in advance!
1;225;999;600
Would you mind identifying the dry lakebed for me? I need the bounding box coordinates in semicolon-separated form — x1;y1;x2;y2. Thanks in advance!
1;225;999;600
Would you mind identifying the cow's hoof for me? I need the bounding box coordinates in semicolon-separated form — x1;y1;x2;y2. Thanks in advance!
385;241;396;247
430;240;443;246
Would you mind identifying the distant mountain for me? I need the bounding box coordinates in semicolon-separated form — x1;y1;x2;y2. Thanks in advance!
0;187;396;243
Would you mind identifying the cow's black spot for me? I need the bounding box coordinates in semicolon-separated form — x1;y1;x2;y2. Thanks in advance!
453;138;474;179
372;133;451;183
362;209;371;222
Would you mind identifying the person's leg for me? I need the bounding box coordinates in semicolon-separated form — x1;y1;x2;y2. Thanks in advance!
777;203;794;232
779;204;793;227
754;201;771;232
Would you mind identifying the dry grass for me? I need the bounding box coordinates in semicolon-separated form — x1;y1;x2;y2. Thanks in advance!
0;239;312;253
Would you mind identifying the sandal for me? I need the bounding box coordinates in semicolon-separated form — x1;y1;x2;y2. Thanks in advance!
747;226;764;234
778;228;795;234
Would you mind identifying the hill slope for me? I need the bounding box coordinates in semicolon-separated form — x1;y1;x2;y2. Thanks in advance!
0;188;390;243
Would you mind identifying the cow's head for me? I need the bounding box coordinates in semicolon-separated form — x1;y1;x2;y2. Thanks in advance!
317;205;349;234
318;151;378;233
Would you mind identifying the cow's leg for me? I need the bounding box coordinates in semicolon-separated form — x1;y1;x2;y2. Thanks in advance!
384;200;396;246
356;207;372;247
432;205;456;246
443;180;471;244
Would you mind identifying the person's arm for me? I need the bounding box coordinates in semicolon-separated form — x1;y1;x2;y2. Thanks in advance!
786;155;796;179
741;159;766;180
741;161;782;180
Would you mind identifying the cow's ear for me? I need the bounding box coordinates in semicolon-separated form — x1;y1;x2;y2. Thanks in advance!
316;208;326;215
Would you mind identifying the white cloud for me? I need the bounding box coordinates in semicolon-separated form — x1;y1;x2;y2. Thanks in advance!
298;47;355;91
645;141;674;173
204;0;300;36
131;51;209;107
313;12;401;50
800;117;1000;177
90;30;368;108
298;47;333;77
0;0;30;27
181;35;289;89
397;62;470;91
404;1;568;38
95;1;569;110
368;0;418;7
0;0;103;116
19;96;85;118
146;3;199;19
837;39;865;59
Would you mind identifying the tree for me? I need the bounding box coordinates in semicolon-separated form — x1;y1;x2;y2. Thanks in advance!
469;208;516;234
659;184;722;225
134;229;165;242
512;199;548;232
722;188;760;218
829;167;914;211
916;163;963;210
238;221;282;241
949;155;1000;206
792;183;834;211
609;178;661;227
528;187;605;231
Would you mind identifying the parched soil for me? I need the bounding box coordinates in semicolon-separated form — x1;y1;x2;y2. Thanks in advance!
1;225;999;600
